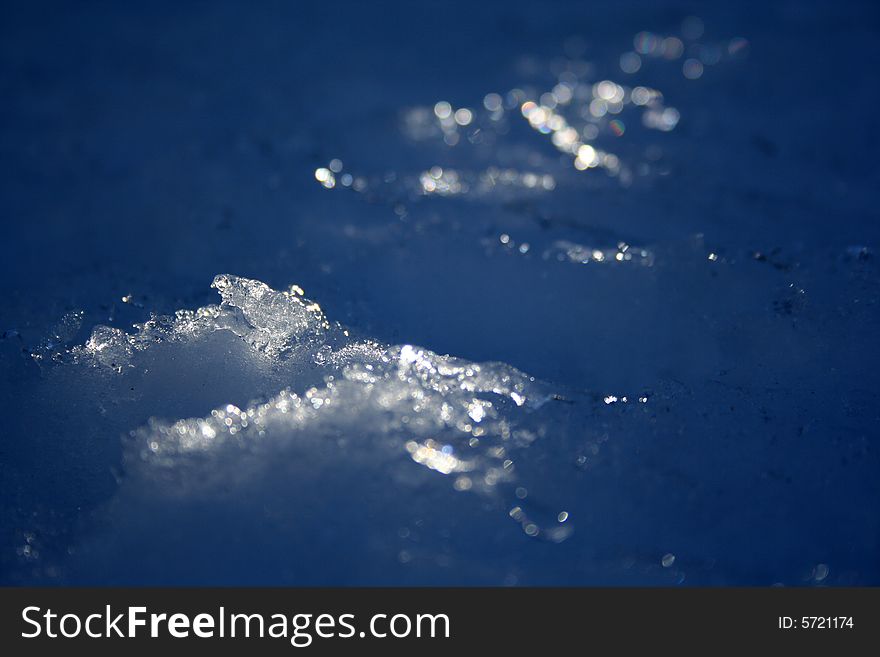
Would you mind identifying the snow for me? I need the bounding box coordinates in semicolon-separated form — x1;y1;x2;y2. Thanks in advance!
1;1;878;585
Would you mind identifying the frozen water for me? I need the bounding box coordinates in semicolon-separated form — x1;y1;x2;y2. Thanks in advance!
1;1;879;585
109;275;552;501
71;274;331;369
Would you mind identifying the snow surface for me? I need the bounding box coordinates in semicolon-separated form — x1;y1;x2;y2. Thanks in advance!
1;1;878;585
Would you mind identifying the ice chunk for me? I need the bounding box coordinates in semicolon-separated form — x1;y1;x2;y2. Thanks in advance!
83;325;133;372
69;274;331;369
46;276;553;510
210;274;329;356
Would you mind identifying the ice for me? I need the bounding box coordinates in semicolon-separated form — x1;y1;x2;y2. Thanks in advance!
5;272;593;583
66;275;555;502
2;2;879;586
70;274;330;371
209;274;330;356
4;258;878;584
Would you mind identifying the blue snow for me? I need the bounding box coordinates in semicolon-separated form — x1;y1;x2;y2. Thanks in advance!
1;0;878;585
